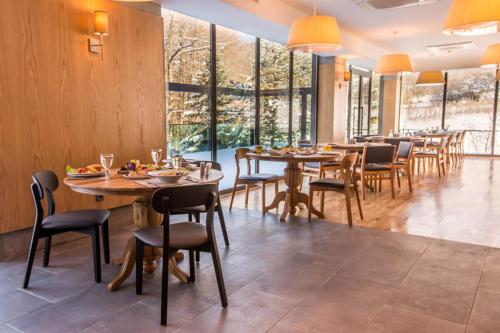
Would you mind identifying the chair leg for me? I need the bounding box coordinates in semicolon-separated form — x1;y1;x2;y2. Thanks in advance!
390;171;395;199
210;246;228;308
91;227;102;283
406;165;413;193
216;197;230;246
136;238;144;295
396;169;401;188
274;180;278;195
244;185;249;208
361;174;366;200
320;191;325;214
436;156;441;178
344;189;353;227
261;182;266;216
102;221;110;264
308;188;313;222
195;213;201;262
43;235;52;267
23;233;39;288
188;213;193;222
160;247;170;326
189;250;195;283
229;184;237;211
354;185;363;220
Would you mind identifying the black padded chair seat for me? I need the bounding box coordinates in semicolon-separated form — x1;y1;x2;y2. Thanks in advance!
363;164;392;171
42;209;110;230
309;178;346;188
304;162;340;169
133;222;208;249
172;205;207;214
239;173;277;181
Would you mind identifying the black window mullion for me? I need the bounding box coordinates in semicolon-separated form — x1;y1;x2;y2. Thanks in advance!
255;37;261;172
492;69;499;155
288;52;293;146
210;23;217;161
367;76;372;135
441;72;448;130
311;55;319;144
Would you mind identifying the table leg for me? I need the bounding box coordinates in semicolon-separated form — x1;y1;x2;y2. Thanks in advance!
107;195;189;292
264;162;324;222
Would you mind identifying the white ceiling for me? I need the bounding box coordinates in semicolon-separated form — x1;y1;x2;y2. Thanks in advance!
158;0;499;71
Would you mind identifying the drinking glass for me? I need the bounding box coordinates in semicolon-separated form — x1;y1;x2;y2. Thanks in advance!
100;153;114;178
171;154;183;170
151;148;162;167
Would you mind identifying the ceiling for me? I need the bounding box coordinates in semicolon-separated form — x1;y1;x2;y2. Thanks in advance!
150;0;499;71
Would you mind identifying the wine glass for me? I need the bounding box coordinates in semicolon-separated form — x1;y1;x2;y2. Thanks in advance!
151;148;162;168
100;153;114;178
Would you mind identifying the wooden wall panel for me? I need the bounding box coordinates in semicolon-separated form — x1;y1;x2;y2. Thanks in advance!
0;0;166;234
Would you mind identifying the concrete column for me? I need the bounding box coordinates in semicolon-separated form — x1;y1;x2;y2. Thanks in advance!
380;75;401;136
317;56;348;143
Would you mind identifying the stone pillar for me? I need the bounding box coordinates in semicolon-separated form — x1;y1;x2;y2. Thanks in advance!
317;56;348;143
380;75;401;136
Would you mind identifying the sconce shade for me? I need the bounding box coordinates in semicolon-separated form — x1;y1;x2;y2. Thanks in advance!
443;0;500;36
94;11;109;36
287;15;343;53
481;43;500;68
416;71;445;86
375;54;414;75
343;71;351;81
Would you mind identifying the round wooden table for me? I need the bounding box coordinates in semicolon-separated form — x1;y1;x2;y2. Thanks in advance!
64;169;223;291
329;142;390;152
246;152;341;222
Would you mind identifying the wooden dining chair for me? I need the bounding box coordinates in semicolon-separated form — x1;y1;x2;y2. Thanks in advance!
228;147;279;215
359;145;396;200
392;141;414;193
134;184;227;326
412;137;447;178
24;171;110;288
171;160;229;262
308;153;363;226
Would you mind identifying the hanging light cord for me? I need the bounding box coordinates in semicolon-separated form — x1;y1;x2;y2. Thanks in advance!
313;0;317;16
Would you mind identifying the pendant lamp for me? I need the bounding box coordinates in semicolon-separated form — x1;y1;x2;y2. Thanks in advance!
375;54;414;75
416;71;445;86
443;0;500;36
481;43;500;69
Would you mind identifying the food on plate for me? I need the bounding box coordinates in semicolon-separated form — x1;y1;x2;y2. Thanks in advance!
154;169;190;177
119;159;161;175
66;164;104;174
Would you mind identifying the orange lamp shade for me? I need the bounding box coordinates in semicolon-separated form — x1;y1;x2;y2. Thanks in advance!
443;0;500;36
287;15;343;53
94;11;109;36
481;43;500;69
416;71;445;86
375;54;414;75
343;71;351;82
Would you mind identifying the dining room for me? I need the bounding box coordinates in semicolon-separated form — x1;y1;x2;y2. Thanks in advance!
1;0;500;332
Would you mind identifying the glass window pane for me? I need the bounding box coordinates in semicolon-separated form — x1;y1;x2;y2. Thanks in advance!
163;9;212;160
370;75;381;135
445;68;496;154
215;25;256;189
292;51;312;145
399;73;444;134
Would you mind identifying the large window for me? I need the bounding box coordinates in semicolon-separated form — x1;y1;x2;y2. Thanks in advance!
162;9;317;189
399;68;499;155
445;68;497;154
399;73;444;133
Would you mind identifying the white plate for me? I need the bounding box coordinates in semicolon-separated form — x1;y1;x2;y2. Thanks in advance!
66;172;106;179
148;170;187;183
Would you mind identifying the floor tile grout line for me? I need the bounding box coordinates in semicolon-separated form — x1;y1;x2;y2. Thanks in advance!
464;246;491;330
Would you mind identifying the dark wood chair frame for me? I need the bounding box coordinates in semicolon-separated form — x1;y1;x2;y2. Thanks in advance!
229;147;279;215
392;141;414;193
135;184;227;326
308;153;363;226
24;171;110;288
359;145;396;200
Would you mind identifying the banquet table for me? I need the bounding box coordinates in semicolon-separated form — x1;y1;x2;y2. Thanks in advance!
246;152;341;221
64;169;223;291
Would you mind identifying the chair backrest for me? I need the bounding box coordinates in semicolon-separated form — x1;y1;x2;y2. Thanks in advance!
298;140;315;148
234;147;252;178
151;184;218;249
340;153;358;184
32;170;59;216
384;138;404;149
362;145;395;165
397;141;414;159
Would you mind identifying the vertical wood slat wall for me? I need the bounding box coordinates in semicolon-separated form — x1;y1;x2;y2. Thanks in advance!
0;0;166;234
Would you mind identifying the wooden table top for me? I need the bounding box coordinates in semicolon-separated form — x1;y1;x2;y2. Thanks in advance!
329;143;391;151
64;169;224;197
246;152;341;163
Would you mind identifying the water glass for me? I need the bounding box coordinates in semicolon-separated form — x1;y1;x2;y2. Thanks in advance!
172;154;183;169
100;153;113;178
151;148;162;167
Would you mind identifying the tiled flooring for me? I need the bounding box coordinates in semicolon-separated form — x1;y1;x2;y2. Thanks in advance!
1;207;500;332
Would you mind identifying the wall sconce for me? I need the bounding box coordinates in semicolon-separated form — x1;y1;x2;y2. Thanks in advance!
338;71;351;89
88;11;108;59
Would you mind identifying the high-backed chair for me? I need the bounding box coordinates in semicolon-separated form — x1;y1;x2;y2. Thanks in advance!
412;137;447;178
171;161;229;262
134;184;227;326
392;141;414;192
308;153;363;226
229;148;279;214
24;171;110;288
359;145;396;199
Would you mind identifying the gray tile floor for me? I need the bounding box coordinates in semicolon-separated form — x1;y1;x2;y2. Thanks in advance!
1;207;499;333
